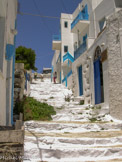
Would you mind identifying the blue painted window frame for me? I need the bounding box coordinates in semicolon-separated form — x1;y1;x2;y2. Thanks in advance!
6;44;15;61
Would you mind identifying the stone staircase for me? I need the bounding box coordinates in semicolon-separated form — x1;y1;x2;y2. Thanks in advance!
24;79;122;162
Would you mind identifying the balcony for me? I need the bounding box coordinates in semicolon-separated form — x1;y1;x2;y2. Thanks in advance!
71;5;90;33
52;35;61;50
74;41;87;60
63;52;74;67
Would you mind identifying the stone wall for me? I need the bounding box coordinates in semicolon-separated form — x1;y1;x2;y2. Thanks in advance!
0;125;24;161
14;63;25;104
106;9;122;120
72;51;91;104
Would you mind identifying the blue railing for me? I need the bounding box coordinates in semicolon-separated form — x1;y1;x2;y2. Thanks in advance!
71;5;89;30
67;70;72;78
52;35;61;41
74;41;87;60
62;70;72;87
62;77;66;83
63;52;74;63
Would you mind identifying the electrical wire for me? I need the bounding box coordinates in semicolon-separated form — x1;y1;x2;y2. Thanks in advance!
32;0;53;34
19;12;70;20
18;3;116;22
19;11;109;22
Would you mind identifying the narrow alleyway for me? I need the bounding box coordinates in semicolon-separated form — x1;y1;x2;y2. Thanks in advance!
24;78;122;162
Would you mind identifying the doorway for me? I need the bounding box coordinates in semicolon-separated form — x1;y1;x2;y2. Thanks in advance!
78;65;83;96
94;46;104;104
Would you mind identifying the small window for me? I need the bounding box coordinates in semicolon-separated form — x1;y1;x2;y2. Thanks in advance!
74;42;77;51
99;17;106;32
115;0;122;8
64;21;68;28
64;46;68;53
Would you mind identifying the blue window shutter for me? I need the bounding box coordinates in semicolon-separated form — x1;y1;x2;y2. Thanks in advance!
6;44;14;60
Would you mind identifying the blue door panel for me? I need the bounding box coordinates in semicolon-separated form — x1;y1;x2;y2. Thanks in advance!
94;59;101;104
78;66;83;96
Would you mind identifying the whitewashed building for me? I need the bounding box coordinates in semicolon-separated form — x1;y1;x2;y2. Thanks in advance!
52;13;75;87
72;0;122;117
52;0;122;119
0;0;18;126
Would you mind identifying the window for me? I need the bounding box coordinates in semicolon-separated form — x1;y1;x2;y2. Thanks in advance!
64;46;68;53
64;21;68;28
74;42;77;51
99;17;106;32
83;34;87;42
115;0;122;8
94;46;101;61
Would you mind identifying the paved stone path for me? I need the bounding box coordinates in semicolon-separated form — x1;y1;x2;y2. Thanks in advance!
24;79;122;162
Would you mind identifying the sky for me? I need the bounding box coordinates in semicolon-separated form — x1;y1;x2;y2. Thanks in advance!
16;0;82;73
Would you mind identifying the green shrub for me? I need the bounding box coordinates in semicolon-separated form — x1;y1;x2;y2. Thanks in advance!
79;100;84;105
65;95;70;102
14;97;56;121
49;96;54;99
89;118;97;122
96;106;101;109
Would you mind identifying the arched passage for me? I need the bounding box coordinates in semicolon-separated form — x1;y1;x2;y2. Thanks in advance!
94;46;104;104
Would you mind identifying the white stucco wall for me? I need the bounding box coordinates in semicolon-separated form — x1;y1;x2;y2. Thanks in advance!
67;74;73;90
0;0;17;126
106;9;122;120
52;50;61;83
0;73;6;125
61;13;74;58
72;29;109;107
72;52;86;97
60;13;74;83
6;60;13;126
94;0;116;36
71;0;96;53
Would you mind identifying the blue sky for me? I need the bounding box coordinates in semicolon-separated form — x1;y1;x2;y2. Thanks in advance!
16;0;82;72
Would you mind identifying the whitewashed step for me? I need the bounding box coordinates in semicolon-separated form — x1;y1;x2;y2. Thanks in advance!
24;141;122;162
25;135;122;147
73;96;84;102
25;121;122;133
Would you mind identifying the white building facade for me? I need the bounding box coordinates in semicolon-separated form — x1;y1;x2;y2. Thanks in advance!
0;0;18;126
52;0;122;119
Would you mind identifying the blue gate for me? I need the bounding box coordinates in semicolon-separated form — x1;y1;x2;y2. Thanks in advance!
94;59;102;104
78;66;83;96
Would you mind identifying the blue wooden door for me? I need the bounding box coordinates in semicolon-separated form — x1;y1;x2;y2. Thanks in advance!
94;59;101;104
78;66;83;96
